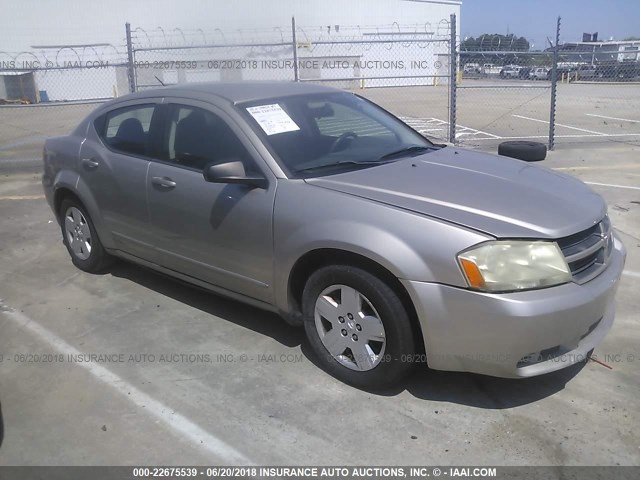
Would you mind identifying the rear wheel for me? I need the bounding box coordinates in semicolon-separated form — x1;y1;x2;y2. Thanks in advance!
302;265;416;389
59;198;113;273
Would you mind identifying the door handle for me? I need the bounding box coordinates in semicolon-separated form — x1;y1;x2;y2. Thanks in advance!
81;158;100;169
151;176;177;189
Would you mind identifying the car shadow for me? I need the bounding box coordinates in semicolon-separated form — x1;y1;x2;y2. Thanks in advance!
300;340;586;408
108;261;303;349
401;361;586;408
108;260;584;409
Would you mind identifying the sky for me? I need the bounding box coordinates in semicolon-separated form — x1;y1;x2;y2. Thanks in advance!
461;0;640;49
2;0;640;54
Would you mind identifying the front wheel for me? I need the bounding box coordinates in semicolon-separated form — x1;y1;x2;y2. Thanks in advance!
302;265;417;389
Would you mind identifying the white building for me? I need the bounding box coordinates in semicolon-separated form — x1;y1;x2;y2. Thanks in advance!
559;40;640;63
1;0;462;101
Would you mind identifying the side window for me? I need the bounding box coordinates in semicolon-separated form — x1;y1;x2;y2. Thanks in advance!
166;104;256;173
101;105;155;156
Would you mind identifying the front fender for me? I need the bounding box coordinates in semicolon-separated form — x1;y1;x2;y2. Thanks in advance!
272;181;491;313
283;219;433;279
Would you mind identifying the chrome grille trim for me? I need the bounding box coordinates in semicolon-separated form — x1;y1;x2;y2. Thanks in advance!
558;216;613;284
563;236;606;264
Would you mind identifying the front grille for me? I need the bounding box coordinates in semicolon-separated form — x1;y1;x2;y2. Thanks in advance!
557;216;613;283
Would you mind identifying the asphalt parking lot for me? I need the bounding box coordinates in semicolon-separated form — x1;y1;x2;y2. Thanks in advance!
0;92;639;466
362;81;640;148
2;82;639;163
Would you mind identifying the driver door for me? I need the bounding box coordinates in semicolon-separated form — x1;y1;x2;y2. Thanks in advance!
146;99;276;303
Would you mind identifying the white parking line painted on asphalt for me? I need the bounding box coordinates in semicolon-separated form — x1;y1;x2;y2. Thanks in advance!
584;181;640;191
456;128;501;139
586;114;640;123
400;116;501;140
623;270;640;279
472;133;640;140
0;302;252;465
512;115;607;135
0;195;45;200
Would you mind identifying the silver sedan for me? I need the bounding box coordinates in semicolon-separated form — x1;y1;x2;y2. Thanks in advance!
42;82;626;389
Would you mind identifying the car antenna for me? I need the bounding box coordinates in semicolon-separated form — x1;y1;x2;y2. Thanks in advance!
155;75;166;86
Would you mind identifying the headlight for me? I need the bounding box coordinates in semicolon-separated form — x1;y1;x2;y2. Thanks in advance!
457;241;572;292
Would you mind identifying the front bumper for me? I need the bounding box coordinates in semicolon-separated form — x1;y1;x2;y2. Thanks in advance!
402;233;626;378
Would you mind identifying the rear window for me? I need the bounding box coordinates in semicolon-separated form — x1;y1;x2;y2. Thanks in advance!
98;105;155;156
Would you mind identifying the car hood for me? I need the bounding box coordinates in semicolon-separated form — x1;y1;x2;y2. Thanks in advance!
305;147;606;239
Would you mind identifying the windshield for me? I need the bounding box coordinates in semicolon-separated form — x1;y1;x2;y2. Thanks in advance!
239;92;436;177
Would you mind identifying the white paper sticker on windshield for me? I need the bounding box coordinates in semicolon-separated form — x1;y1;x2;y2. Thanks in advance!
246;104;300;135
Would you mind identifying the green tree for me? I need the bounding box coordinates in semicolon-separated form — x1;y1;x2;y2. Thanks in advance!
461;34;530;52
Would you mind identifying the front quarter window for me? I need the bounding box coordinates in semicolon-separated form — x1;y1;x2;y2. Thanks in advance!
163;104;259;175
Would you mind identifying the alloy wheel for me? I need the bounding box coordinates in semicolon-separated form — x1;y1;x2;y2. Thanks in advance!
314;284;386;371
64;206;92;261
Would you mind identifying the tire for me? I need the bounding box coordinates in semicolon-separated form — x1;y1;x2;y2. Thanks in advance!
302;265;416;389
59;198;113;273
498;141;547;162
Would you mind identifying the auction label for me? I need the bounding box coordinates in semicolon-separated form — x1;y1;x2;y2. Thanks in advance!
246;104;300;136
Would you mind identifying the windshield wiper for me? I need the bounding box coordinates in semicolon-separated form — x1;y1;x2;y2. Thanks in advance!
295;159;393;175
377;145;433;161
295;145;434;175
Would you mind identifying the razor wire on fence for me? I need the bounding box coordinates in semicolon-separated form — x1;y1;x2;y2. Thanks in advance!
128;21;301;88
0;45;130;102
0;44;131;160
128;17;455;142
2;13;640;162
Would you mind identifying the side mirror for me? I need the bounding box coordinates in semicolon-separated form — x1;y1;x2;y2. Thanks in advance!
203;160;268;189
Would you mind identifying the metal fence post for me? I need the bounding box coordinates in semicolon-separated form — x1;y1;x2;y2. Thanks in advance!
548;16;561;150
291;17;300;82
448;13;457;144
125;22;137;93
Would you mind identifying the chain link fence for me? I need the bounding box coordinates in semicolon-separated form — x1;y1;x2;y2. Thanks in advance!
550;45;640;147
128;17;456;142
0;45;130;163
456;51;555;147
2;13;640;165
456;17;640;148
129;25;297;88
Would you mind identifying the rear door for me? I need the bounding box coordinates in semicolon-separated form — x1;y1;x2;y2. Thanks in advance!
80;99;164;260
146;99;276;303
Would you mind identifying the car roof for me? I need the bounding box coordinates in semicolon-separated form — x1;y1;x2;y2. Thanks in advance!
118;81;339;104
